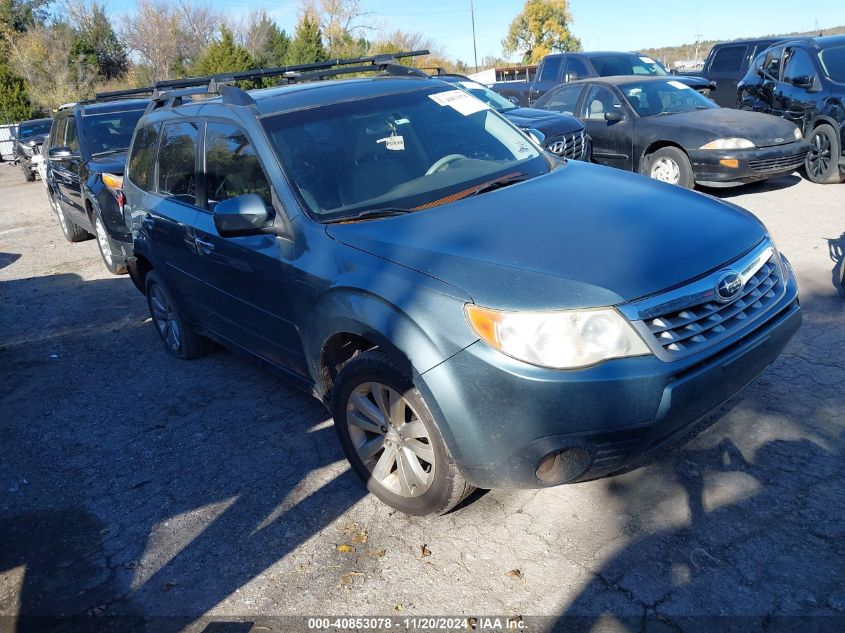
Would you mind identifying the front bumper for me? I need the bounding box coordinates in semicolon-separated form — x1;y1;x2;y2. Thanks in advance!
688;140;808;184
418;265;801;489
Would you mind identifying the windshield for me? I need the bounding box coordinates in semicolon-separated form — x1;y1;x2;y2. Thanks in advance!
261;86;547;221
445;79;518;113
590;54;668;77
819;44;845;83
18;120;51;139
81;108;145;154
622;80;717;116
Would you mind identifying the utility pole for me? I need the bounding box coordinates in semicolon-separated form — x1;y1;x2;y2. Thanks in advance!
470;0;479;73
694;32;703;63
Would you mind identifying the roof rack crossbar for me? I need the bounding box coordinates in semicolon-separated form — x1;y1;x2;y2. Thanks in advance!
92;86;156;101
293;62;429;83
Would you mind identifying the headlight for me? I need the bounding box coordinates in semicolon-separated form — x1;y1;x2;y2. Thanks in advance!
793;126;803;140
700;138;756;150
465;305;650;369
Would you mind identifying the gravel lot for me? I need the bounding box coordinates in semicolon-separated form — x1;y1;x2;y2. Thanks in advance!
1;163;843;633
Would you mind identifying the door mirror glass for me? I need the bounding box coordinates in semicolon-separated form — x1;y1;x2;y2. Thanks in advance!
792;75;815;89
212;193;269;236
604;111;624;122
49;146;72;160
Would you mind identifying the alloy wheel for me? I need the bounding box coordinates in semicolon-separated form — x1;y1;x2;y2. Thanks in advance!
807;130;831;179
149;284;181;351
53;196;69;236
345;382;435;497
94;216;113;263
650;157;681;184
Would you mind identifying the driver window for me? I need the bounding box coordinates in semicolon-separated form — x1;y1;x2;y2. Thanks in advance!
783;49;815;84
205;123;273;211
584;86;623;120
543;86;582;115
64;118;80;155
762;47;784;80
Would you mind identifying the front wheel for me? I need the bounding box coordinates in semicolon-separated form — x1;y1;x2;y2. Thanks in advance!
805;124;843;184
646;147;694;189
332;350;474;515
92;212;127;275
51;192;89;242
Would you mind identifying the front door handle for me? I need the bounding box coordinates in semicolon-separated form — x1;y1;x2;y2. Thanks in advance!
194;238;215;253
141;216;155;230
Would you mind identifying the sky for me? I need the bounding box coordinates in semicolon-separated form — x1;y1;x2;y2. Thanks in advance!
106;0;845;67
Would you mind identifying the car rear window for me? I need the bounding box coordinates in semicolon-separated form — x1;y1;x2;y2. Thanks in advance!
819;45;845;83
709;45;746;73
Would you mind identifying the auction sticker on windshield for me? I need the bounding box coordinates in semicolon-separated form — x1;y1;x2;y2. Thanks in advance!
667;80;692;90
430;90;488;116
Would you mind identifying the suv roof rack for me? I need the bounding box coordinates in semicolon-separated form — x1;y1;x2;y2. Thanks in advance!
90;86;156;102
145;49;431;110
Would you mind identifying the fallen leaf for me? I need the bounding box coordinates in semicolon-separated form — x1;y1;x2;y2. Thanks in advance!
420;544;431;558
340;571;364;586
337;544;355;554
369;548;386;558
351;531;368;544
506;569;524;579
394;604;404;612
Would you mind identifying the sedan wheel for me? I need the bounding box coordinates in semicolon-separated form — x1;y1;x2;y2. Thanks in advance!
650;157;681;184
346;381;436;498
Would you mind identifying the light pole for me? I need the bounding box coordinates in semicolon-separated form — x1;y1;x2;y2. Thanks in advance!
470;0;479;73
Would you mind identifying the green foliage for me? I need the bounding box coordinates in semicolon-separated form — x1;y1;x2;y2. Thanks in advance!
69;2;127;80
193;25;254;76
286;13;327;66
0;62;31;122
0;0;52;33
502;0;581;64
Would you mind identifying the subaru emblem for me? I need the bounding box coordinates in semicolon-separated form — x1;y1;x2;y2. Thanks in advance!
715;271;743;303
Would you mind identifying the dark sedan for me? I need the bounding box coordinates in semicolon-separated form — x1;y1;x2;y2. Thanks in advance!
437;74;589;160
533;76;809;188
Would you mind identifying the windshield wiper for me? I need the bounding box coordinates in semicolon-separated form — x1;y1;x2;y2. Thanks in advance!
323;207;413;224
91;148;129;157
467;173;528;197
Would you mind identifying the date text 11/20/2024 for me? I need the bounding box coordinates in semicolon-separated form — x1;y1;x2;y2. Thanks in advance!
307;616;527;630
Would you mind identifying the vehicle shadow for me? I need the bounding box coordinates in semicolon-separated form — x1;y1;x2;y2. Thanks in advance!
698;173;802;199
0;271;367;632
0;251;21;270
828;232;845;294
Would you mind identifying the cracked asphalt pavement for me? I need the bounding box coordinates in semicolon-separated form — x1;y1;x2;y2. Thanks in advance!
0;164;843;632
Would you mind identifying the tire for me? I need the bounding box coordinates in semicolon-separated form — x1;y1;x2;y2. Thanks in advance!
645;146;695;189
92;212;127;275
804;123;842;184
50;192;89;243
23;167;35;183
144;270;213;360
332;350;474;516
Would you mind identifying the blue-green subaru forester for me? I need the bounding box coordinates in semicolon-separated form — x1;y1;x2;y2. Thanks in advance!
124;55;801;515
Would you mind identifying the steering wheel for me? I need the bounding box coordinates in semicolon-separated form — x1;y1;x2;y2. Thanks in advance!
425;154;467;176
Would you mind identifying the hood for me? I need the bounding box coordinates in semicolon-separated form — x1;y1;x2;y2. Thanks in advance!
671;75;710;89
327;162;766;311
503;107;584;136
649;108;800;148
86;150;129;175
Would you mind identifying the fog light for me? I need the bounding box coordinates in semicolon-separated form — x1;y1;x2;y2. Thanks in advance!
535;448;591;485
719;159;739;168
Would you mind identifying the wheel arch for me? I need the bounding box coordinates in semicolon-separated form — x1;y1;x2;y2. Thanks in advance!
639;140;688;174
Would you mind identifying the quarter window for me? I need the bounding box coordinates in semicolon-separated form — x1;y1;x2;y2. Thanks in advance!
127;123;161;191
762;47;784;80
156;122;198;204
710;45;746;73
205;123;272;209
783;49;816;84
539;57;564;82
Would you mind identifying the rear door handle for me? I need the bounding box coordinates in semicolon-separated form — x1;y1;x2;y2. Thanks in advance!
194;238;215;252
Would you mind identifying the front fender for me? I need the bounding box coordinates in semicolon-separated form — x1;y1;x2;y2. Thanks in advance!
84;175;130;241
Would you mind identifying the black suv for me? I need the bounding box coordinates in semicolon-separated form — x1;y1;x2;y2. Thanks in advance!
14;117;52;182
738;36;845;184
45;96;150;273
701;37;810;108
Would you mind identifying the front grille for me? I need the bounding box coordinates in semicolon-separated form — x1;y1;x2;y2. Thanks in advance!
748;152;807;173
622;243;786;361
545;129;587;160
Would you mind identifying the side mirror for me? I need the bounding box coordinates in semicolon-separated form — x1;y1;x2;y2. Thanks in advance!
212;193;270;236
604;111;624;122
48;147;72;161
792;75;815;89
525;128;545;145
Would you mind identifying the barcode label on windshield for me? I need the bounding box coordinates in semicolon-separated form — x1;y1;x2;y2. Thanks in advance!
429;90;488;116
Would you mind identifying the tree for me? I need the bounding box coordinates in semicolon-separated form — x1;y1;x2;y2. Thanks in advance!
502;0;581;64
192;25;253;76
67;1;127;80
0;63;31;122
301;0;371;58
242;10;290;68
0;0;52;33
286;12;327;65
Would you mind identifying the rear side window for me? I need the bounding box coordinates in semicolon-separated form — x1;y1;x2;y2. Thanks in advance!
710;45;747;73
539;57;564;82
539;85;582;115
205;123;272;209
156;122;198;204
564;58;589;80
819;45;845;83
127;123;161;191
